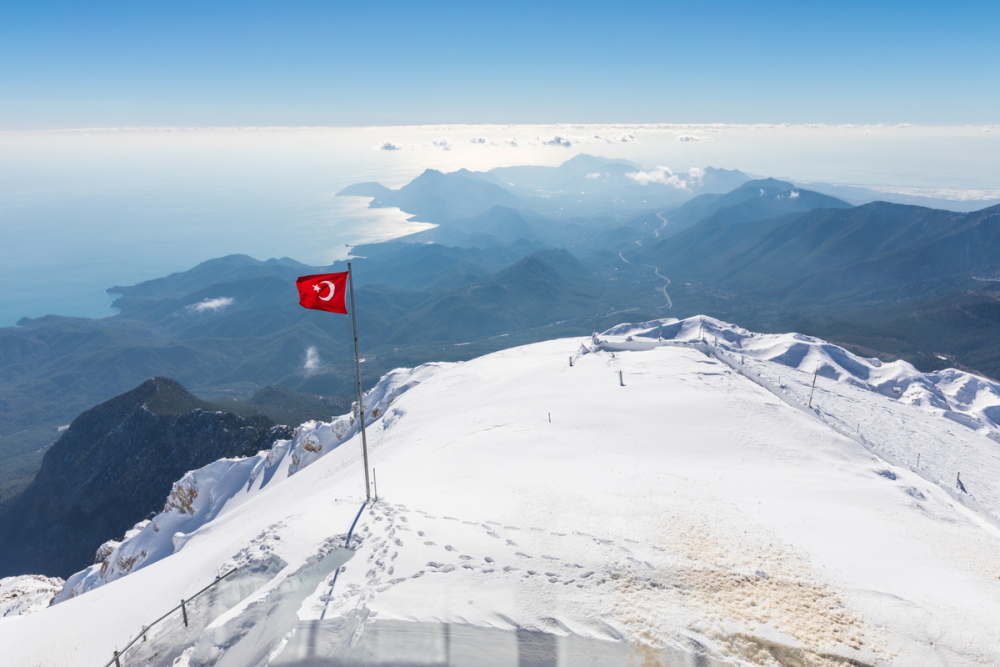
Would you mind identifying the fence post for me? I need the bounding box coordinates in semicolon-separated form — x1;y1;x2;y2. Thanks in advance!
181;598;188;627
113;650;121;667
619;370;624;386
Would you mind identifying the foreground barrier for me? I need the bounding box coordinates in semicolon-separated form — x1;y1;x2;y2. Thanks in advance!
104;568;239;667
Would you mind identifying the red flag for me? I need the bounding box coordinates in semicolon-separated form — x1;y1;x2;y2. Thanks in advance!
296;272;349;314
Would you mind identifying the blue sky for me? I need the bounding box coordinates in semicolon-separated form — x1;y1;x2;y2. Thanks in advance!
2;0;998;129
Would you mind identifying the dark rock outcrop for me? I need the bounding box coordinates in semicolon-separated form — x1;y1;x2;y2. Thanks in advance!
0;377;293;578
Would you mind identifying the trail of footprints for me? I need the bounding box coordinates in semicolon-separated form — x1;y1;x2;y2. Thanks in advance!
329;500;676;608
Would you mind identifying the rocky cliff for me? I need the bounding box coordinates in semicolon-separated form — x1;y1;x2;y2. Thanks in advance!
0;377;293;578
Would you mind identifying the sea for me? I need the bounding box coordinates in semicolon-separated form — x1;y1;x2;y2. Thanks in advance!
1;124;998;327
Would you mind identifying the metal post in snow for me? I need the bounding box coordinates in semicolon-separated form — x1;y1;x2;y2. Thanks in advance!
113;651;121;667
347;262;373;501
619;370;624;386
181;599;188;627
569;356;573;367
917;452;920;467
808;367;819;407
373;467;378;502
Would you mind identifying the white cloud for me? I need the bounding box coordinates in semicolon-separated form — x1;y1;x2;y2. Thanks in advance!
676;134;703;142
304;346;320;375
585;172;602;179
377;142;402;151
542;136;572;148
432;139;453;151
789;190;800;198
188;297;234;313
626;166;688;189
687;167;705;183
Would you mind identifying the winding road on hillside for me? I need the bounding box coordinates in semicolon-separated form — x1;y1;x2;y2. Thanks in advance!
617;211;673;308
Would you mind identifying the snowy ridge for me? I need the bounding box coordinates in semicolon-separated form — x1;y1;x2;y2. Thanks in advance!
56;363;447;602
603;316;1000;434
594;316;1000;525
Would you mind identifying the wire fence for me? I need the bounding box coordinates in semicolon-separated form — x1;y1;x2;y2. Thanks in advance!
104;567;250;667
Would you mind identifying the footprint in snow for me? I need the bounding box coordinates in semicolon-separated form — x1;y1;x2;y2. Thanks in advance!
487;531;500;539
424;541;436;546
445;545;456;552
418;531;425;537
504;526;521;531
460;555;473;560
541;555;560;561
506;539;518;546
484;557;495;563
394;538;403;546
515;552;532;559
444;516;458;521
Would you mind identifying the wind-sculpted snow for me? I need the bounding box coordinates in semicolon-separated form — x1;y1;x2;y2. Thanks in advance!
605;315;1000;436
56;363;447;602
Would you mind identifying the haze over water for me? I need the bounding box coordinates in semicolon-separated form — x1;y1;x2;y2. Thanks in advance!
1;123;997;327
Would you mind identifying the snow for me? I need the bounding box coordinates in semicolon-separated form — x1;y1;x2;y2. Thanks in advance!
0;575;63;617
2;316;1000;666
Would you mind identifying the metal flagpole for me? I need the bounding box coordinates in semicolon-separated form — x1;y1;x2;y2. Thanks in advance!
347;262;372;501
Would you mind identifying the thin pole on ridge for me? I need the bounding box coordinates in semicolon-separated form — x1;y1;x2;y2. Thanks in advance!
348;262;372;501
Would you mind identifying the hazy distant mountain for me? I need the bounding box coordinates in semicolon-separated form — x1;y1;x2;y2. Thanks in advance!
339;168;522;221
340;155;751;220
649;178;852;236
800;181;1000;213
648;201;1000;303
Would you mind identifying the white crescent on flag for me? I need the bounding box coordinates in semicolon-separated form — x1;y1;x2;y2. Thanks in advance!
318;281;336;301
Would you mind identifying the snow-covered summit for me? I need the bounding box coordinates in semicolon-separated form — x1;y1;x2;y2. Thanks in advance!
2;318;1000;666
606;316;1000;436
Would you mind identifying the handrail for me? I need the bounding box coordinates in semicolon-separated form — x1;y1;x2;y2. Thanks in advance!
104;567;238;667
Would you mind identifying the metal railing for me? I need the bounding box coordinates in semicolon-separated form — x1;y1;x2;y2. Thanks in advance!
105;568;238;667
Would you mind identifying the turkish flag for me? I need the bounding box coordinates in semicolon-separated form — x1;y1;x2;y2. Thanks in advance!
296;272;349;314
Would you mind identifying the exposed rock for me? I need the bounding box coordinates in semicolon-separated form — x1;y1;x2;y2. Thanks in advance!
0;377;293;578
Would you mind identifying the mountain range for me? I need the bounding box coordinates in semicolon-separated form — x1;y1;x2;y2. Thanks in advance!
2;154;999;532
